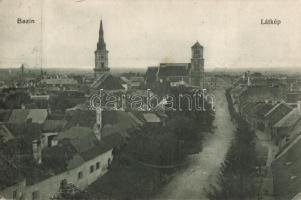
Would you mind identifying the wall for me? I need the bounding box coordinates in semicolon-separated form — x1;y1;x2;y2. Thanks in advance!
0;179;26;200
24;149;113;200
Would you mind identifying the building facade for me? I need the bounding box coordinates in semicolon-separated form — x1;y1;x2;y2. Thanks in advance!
145;41;205;88
94;20;110;78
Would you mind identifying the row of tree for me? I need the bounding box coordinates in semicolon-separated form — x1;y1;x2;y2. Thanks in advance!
66;85;215;200
206;90;259;200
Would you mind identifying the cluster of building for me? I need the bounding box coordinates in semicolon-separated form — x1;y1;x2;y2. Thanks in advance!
0;19;206;200
229;71;301;200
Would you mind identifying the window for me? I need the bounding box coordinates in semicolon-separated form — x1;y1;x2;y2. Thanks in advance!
13;190;17;200
90;165;94;173
101;63;104;68
96;162;100;170
32;191;39;200
78;171;83;179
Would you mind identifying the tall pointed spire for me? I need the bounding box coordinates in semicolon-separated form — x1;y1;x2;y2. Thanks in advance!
94;19;110;78
97;20;106;49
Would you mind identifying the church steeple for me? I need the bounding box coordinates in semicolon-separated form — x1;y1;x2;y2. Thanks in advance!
94;19;110;78
97;20;106;50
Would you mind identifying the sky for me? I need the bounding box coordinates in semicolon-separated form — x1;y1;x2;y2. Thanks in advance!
0;0;301;71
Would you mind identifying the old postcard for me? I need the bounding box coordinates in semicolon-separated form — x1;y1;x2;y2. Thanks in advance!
0;0;301;199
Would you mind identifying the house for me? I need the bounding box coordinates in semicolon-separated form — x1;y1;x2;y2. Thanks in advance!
90;73;125;92
254;103;274;131
40;78;79;91
240;102;265;129
0;154;26;200
285;92;301;104
26;109;48;124
0;123;14;142
264;102;293;138
8;109;30;125
273;106;301;145
22;126;125;200
42;119;67;132
272;135;301;200
277;117;301;150
238;86;284;112
131;112;164;129
8;109;48;125
128;76;145;89
120;76;130;91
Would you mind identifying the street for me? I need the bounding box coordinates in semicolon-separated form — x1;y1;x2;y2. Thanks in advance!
156;79;236;200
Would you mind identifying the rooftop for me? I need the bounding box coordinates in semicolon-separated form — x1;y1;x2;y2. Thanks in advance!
274;108;301;128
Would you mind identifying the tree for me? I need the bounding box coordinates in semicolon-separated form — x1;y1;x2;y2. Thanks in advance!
206;115;258;200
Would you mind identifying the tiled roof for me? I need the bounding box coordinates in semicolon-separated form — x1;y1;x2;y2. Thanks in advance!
264;103;293;126
0;153;24;190
249;102;266;117
8;109;48;124
129;77;144;82
26;109;48;124
41;78;78;85
286;92;301;103
57;127;98;153
158;63;190;77
143;113;161;123
272;135;301;200
90;74;124;90
255;103;274;119
239;86;284;103
42;119;67;132
274;108;301;128
0;123;14;142
8;109;30;124
191;41;203;48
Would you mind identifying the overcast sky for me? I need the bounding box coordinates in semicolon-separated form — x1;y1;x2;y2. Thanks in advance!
0;0;301;71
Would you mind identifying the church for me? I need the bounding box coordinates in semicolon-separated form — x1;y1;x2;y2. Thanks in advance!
91;20;124;92
92;20;205;89
94;20;110;78
146;42;205;88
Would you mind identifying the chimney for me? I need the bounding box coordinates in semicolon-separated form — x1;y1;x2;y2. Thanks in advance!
21;104;26;109
94;107;102;140
32;140;42;164
247;76;251;86
47;104;52;115
298;101;301;113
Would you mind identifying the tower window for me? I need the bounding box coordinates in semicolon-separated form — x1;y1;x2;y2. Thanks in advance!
101;63;104;68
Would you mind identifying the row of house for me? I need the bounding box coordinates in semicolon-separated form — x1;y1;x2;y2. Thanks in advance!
0;98;167;200
230;72;301;200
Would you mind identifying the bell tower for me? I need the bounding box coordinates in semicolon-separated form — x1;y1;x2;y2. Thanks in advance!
94;20;110;78
190;41;204;88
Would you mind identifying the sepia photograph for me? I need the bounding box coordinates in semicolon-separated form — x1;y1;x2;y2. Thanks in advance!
0;0;301;199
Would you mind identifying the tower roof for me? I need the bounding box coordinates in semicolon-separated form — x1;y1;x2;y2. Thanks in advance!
191;41;203;48
97;20;106;50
